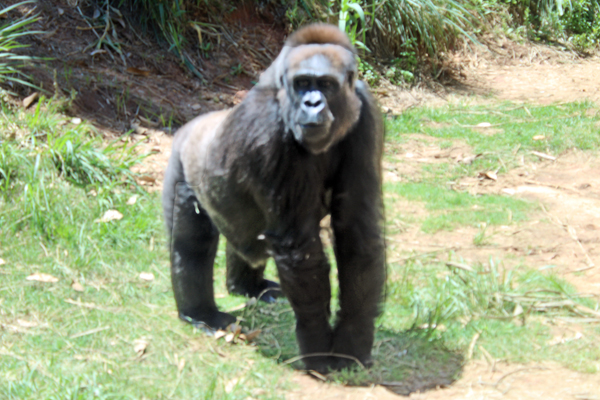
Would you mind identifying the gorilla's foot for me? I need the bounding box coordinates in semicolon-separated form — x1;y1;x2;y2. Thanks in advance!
329;354;373;371
302;353;371;373
228;279;283;303
179;310;236;331
301;355;337;374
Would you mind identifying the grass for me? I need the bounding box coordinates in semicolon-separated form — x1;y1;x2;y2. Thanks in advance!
385;182;532;232
387;101;600;156
385;256;600;373
383;100;600;232
1;96;600;398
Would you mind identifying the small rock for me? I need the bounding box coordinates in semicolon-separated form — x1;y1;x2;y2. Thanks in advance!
22;92;38;109
126;195;138;205
71;281;84;292
139;272;154;281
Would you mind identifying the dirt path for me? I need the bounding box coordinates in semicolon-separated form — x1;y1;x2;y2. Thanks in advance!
471;60;600;105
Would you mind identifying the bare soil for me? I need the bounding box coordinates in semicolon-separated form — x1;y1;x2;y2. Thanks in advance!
289;362;600;400
5;1;600;398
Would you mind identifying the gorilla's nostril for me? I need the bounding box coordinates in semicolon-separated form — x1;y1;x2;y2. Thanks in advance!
304;99;322;108
303;91;325;109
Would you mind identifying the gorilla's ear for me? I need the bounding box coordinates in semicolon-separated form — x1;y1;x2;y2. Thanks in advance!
258;45;291;89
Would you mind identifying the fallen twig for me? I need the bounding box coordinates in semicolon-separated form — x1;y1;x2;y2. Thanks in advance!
531;150;556;161
479;366;548;394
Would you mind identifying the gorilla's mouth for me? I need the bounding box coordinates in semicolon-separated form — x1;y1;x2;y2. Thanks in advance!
301;122;323;127
300;123;330;142
300;122;326;131
300;126;335;154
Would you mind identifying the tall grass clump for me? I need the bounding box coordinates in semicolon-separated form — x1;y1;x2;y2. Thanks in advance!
0;0;43;90
0;97;147;240
109;0;190;53
366;0;478;61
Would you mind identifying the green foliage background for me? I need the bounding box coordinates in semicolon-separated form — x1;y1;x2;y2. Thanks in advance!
101;0;599;77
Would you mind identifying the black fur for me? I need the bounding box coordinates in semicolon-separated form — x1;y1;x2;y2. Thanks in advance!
162;25;385;372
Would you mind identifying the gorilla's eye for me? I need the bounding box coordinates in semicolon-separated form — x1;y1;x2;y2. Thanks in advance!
295;79;311;90
316;78;338;93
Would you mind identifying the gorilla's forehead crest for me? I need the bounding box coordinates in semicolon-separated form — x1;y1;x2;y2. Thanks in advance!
257;23;358;89
286;44;357;76
286;23;355;53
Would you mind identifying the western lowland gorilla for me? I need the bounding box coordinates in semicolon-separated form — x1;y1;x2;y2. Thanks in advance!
162;24;385;372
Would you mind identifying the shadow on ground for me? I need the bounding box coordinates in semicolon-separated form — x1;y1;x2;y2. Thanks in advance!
235;300;464;396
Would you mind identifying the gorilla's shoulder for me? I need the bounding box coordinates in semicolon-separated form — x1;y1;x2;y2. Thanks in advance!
229;86;281;120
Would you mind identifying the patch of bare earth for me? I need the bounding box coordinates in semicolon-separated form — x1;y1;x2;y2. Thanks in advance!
377;38;600;114
287;362;600;400
386;147;600;297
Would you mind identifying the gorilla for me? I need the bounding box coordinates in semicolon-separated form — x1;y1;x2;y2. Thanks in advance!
162;24;385;372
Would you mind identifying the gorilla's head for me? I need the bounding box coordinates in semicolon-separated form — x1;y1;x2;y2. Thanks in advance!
262;25;363;154
283;44;361;154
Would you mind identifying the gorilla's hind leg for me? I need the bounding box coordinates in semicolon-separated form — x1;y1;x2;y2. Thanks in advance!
226;242;281;303
169;182;236;330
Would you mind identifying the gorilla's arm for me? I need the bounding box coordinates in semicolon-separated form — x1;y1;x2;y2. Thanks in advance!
330;82;386;367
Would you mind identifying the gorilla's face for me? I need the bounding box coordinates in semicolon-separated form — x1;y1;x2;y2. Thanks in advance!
283;46;361;154
292;73;336;149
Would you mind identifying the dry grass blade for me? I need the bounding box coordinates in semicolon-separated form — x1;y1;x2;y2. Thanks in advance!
479;366;548;389
467;332;480;360
70;326;110;339
26;273;59;283
446;261;475;272
531;150;556;161
64;298;113;312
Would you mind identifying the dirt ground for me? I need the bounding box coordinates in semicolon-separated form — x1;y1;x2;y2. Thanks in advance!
5;1;600;397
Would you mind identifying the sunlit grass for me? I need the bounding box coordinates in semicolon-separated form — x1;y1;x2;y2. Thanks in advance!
385;182;532;232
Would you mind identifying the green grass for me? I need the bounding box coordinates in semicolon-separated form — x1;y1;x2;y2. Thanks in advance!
384;256;600;373
0;97;287;399
383;100;600;232
385;182;532;232
387;101;600;156
1;97;600;398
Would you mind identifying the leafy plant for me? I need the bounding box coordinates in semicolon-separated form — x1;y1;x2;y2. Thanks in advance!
0;96;147;237
358;59;380;85
0;0;43;90
367;0;479;62
337;0;369;50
